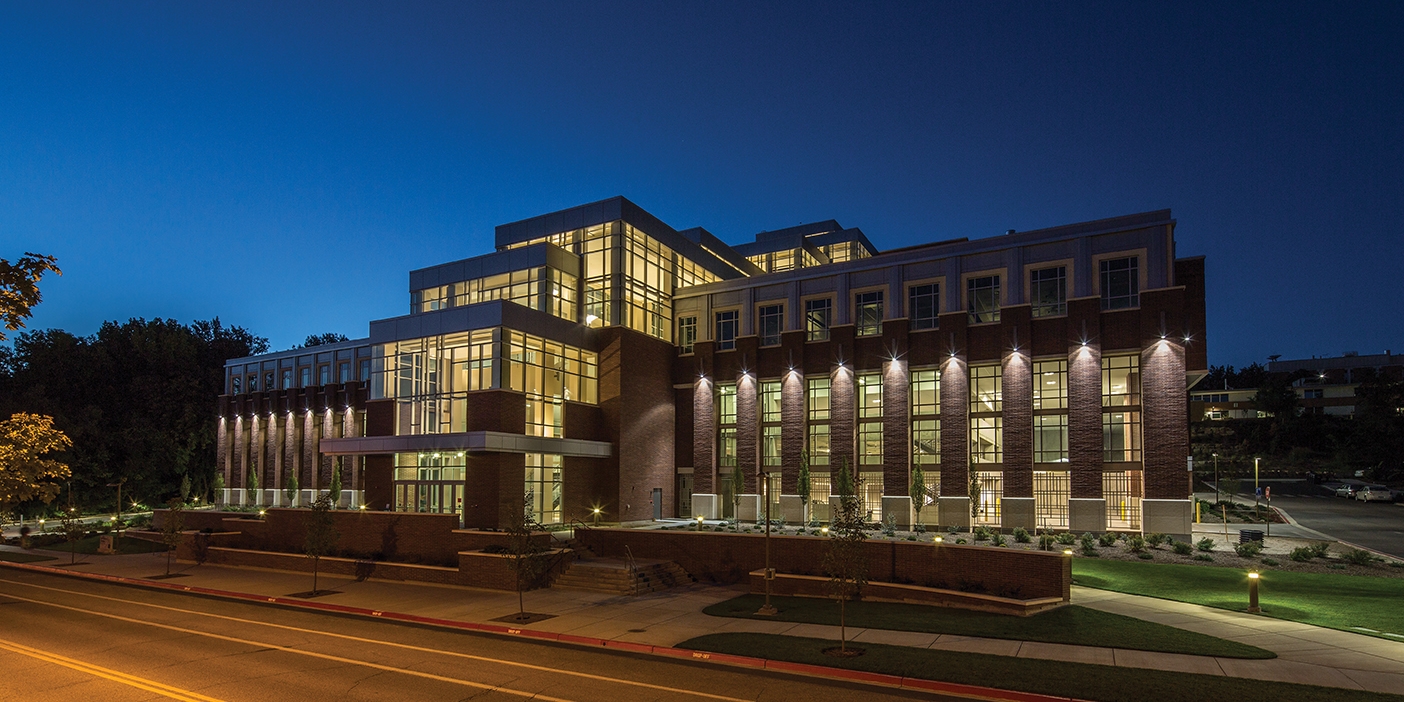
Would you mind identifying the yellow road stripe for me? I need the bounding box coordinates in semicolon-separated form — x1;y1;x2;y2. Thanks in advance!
0;577;749;702
0;638;225;702
0;588;577;701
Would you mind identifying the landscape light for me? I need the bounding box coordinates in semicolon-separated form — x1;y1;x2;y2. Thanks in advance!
1063;549;1074;556
934;536;943;543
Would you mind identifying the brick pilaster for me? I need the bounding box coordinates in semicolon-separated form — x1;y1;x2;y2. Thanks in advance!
882;359;909;495
737;373;759;493
1002;351;1033;498
781;370;805;492
693;378;715;494
1068;342;1103;498
830;366;856;473
1142;340;1188;499
939;357;969;497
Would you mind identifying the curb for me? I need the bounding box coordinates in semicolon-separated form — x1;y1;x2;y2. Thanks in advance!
0;560;1077;702
1270;506;1402;563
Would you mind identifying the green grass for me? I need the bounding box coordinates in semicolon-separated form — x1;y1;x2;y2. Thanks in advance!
704;594;1273;658
36;535;169;555
679;633;1404;702
1073;559;1404;641
0;551;57;563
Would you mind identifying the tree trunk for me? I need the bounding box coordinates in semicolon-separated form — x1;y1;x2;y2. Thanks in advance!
166;548;172;576
312;556;319;595
839;598;847;652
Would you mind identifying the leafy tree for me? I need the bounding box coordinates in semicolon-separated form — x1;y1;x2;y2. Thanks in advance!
59;505;85;565
247;467;260;507
730;461;745;525
284;472;299;507
969;472;982;520
299;333;349;348
0;252;61;342
303;495;340;595
505;497;551;621
910;463;927;530
0;413;72;513
797;451;811;523
328;457;342;507
161;497;184;576
822;458;866;655
179;474;191;503
212;471;225;504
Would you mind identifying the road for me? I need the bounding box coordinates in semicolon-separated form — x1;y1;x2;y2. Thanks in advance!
1270;495;1404;559
0;568;947;702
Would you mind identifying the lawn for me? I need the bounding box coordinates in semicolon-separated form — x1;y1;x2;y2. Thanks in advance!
1074;559;1404;641
35;534;170;555
0;551;57;563
704;594;1273;658
678;633;1404;702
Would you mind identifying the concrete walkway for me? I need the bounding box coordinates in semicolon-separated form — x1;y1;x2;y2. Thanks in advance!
4;544;1404;695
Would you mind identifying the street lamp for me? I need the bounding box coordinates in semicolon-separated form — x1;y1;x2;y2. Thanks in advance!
1254;457;1261;515
592;506;601;528
106;479;126;547
756;471;777;616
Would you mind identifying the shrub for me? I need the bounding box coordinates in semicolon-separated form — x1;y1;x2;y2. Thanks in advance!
1056;532;1077;546
1098;532;1118;547
1329;564;1345;570
1234;542;1262;558
1127;535;1147;553
1080;541;1099;557
881;513;896;537
1343;549;1378;566
947;526;959;534
1038;534;1058;552
955;538;967;544
1289;547;1315;562
1145;533;1167;549
1079;532;1097;549
1262;557;1280;566
973;525;991;541
1172;540;1193;555
1391;561;1404;569
905;535;917;541
990;533;1007;547
1196;538;1216;552
1137;552;1154;560
1193;553;1213;561
1309;542;1331;558
1012;527;1031;543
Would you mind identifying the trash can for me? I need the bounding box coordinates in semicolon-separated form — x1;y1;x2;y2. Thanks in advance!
1239;529;1264;544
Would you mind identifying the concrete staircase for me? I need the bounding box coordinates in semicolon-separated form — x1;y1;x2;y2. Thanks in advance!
552;557;693;595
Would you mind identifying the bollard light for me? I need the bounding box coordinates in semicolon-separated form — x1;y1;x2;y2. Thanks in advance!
934;535;943;543
1247;571;1261;613
821;526;829;535
1063;549;1074;556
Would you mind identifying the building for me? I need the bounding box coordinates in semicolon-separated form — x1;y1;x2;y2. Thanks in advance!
216;197;1207;535
1267;351;1403;417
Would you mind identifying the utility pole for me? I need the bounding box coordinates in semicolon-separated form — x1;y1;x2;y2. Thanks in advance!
756;471;777;616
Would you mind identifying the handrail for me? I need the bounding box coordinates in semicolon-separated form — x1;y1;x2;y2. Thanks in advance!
623;545;639;596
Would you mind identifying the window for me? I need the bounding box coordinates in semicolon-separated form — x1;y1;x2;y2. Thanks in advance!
1303;389;1324;399
677;316;697;354
719;427;737;468
809;475;831;507
1100;257;1139;310
911;369;939;415
912;419;939;465
908;283;939;330
1034;415;1069;463
858;421;883;465
807;378;830;420
717;383;737;425
299;367;311;387
1030;266;1066;317
1032;360;1068;410
760;381;782;422
1105;470;1143;530
339;362;351;383
860;472;883;520
248;374;258;392
772;249;796;272
970;417;1003;464
857;372;883;418
264;372;274;391
1034;471;1070;529
525;454;563;525
763;426;782;467
808;424;830;465
805;298;831;341
967;275;1001;324
525;395;563;438
855;290;883;336
231;376;241;394
970;364;1002;413
319;365;331;385
972;471;1002;525
506;331;598;404
1102;356;1141;407
758;304;783;346
1103;412;1142;462
714;310;738;351
281;369;292;389
359;359;371;382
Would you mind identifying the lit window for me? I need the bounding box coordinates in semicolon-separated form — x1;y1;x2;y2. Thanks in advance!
1030;266;1066;317
1100;257;1139;310
758;304;783;346
855;290;883;336
771;249;796;272
763;426;782;466
912;419;939;465
715;310;739;351
970;364;1002;413
805;298;831;341
807;378;830;420
717;384;737;425
1102;356;1141;407
858;422;883;465
970;417;1003;464
807;424;830;465
1034;415;1069;463
908;283;939;330
1103;412;1142;462
760;381;782;422
857;372;883;419
1032;360;1068;410
677;316;697;354
910;369;939;415
967;275;1001;324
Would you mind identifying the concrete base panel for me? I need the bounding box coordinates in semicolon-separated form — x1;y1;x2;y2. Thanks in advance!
1001;497;1036;532
881;496;913;529
690;493;718;520
1069;498;1107;533
938;497;971;530
779;495;805;523
736;494;763;522
1142;498;1193;540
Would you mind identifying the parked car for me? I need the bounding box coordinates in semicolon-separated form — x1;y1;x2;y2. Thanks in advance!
1355;486;1395;503
1335;484;1357;498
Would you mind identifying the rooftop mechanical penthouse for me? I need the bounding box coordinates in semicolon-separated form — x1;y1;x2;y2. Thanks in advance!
217;197;1208;537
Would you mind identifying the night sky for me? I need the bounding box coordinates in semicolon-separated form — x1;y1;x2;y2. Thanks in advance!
2;2;1400;366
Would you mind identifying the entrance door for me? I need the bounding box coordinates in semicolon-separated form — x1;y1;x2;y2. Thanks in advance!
652;488;663;520
677;475;693;517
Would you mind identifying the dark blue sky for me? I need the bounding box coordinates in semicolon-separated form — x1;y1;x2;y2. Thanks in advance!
3;2;1400;366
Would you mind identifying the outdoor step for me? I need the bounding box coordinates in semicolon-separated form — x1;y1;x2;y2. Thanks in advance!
551;557;693;595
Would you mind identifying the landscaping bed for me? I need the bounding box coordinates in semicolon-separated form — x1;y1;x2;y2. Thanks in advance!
704;594;1274;658
677;633;1402;702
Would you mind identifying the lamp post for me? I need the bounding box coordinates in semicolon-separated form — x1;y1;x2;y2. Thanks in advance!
1254;457;1261;516
1212;453;1219;505
1247;571;1261;613
106;479;126;547
756;471;777;616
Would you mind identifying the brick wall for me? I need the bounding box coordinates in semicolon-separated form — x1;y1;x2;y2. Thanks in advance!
882;359;909;495
1067;298;1103;498
780;369;805;493
939;355;969;496
576;528;1069;601
737;373;758;493
830;366;856;471
1002;348;1033;497
693;377;715;494
1142;338;1189;499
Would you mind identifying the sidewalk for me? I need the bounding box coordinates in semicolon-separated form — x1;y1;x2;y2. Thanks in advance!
3;544;1403;695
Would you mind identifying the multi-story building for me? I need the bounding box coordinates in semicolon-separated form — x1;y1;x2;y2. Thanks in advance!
217;197;1207;536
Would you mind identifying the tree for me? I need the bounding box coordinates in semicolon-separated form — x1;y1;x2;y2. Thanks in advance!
0;252;61;342
161;497;184;576
59;505;85;565
969;471;982;521
328;457;342;507
303;495;340;595
284;472;299;507
179;474;191;503
797;451;812;524
0;413;72;513
822;458;866;656
299;333;349;348
246;467;260;507
212;472;225;504
729;461;745;525
910;463;927;531
505;497;551;621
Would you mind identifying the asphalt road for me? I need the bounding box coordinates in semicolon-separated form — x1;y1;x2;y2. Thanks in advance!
0;569;949;702
1270;495;1404;559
